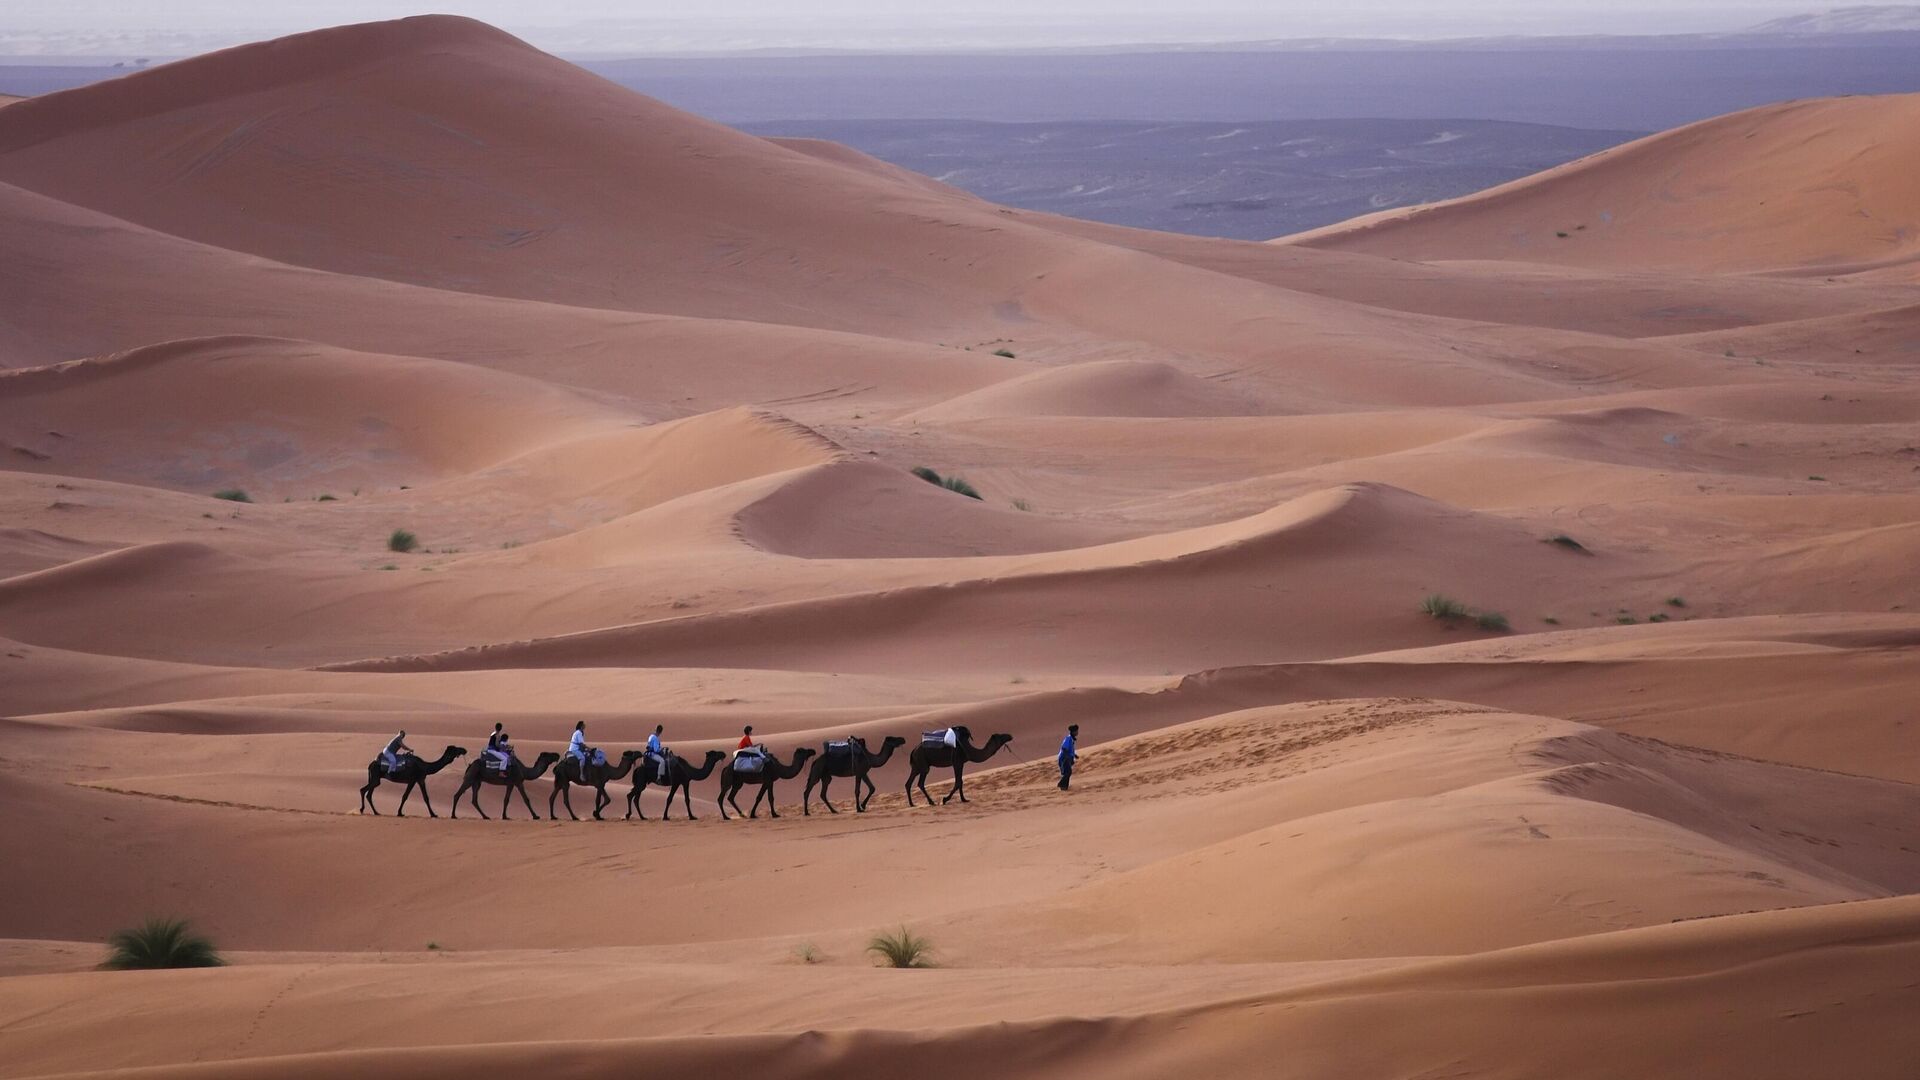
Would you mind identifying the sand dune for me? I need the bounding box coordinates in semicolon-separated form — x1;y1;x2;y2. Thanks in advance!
4;15;1920;1079
1287;93;1920;276
904;359;1267;421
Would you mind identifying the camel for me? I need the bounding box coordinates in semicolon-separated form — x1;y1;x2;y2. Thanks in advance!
359;745;465;818
549;749;644;821
718;747;817;820
625;750;726;821
803;735;906;815
904;726;1014;807
449;751;560;820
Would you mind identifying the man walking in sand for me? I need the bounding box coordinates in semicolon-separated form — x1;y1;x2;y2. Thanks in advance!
1057;724;1078;791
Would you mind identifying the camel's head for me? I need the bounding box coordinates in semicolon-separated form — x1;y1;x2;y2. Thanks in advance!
534;751;560;765
620;749;645;763
795;747;818;762
702;750;728;765
880;735;907;750
447;745;468;757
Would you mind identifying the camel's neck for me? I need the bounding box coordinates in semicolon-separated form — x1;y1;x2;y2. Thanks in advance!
964;740;1005;763
424;750;460;773
686;758;721;781
867;743;900;767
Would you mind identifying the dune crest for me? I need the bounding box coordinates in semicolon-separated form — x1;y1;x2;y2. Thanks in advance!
5;15;1920;1080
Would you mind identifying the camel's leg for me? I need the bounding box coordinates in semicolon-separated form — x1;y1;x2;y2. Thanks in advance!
680;781;697;821
467;780;490;820
553;781;578;822
626;783;646;821
396;780;414;817
904;771;916;807
856;772;873;812
802;776;815;816
727;784;746;818
767;781;781;819
749;784;766;819
917;770;934;805
516;781;540;820
500;784;514;820
820;775;838;814
359;777;378;815
419;782;437;819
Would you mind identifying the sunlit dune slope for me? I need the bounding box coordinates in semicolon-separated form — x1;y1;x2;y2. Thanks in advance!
1286;93;1920;277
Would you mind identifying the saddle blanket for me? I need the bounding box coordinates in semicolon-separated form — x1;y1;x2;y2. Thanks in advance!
824;740;853;757
733;753;767;774
921;729;952;748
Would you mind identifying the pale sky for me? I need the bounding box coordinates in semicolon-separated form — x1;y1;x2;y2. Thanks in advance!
0;1;1871;54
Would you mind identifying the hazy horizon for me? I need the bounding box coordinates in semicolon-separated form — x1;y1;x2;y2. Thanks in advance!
2;1;1900;57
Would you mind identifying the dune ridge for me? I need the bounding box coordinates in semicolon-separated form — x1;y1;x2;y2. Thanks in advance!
4;14;1920;1079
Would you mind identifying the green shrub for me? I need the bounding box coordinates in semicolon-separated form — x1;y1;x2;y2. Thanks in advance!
1617;615;1638;625
1421;594;1467;620
1546;535;1588;553
212;489;251;503
1011;498;1032;512
911;466;943;485
387;529;418;554
1541;616;1560;625
866;926;935;968
315;494;338;502
793;942;821;965
1667;597;1687;608
1475;612;1510;632
941;476;982;500
102;917;223;970
992;348;1016;359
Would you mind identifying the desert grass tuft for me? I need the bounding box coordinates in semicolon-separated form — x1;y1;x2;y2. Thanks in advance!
102;917;223;970
866;926;935;968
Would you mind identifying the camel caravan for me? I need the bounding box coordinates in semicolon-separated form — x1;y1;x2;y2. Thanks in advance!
357;724;1016;821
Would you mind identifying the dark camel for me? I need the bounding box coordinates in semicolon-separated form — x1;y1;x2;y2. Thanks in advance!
802;736;905;815
450;751;559;820
625;750;727;821
359;745;465;818
904;727;1013;806
549;749;644;821
718;747;817;820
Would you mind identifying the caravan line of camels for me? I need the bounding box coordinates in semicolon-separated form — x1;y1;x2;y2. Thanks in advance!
357;727;1016;822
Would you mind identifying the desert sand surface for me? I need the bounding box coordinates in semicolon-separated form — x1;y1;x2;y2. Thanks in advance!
3;15;1920;1079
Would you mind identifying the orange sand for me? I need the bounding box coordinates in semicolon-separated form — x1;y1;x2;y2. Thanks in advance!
3;17;1919;1079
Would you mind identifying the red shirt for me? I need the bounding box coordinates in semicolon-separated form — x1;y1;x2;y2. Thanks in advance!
738;735;754;750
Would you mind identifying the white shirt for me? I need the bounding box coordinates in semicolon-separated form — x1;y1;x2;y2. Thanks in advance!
570;730;587;754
